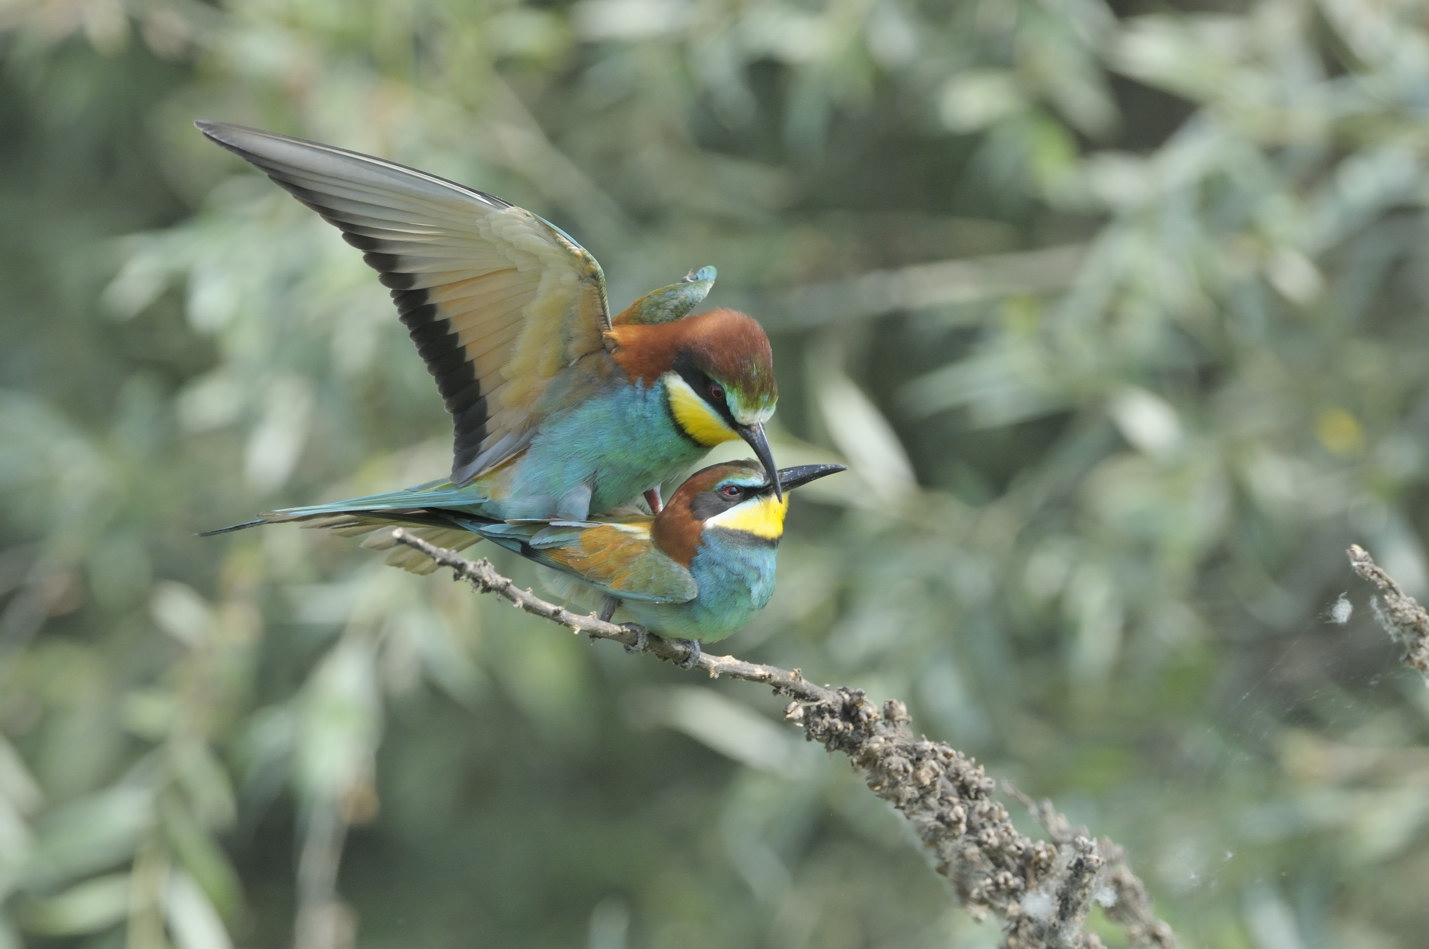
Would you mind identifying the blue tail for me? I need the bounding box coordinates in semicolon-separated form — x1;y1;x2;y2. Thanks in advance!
201;480;492;535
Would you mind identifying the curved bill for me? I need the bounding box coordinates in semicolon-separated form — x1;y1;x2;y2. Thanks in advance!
737;422;782;499
775;463;847;493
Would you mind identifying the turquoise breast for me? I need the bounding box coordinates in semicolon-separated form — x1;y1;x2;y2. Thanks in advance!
621;530;778;642
499;379;706;519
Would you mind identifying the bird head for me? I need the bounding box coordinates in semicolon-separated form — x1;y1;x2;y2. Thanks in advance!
652;459;845;565
609;308;781;492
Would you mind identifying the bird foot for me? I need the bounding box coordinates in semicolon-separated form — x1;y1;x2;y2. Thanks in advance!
673;637;702;669
643;486;664;514
622;623;650;654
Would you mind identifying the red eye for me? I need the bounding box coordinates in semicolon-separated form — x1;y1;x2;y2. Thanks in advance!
708;382;726;402
720;484;742;499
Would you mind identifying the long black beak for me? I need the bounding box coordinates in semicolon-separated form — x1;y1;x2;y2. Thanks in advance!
775;463;847;493
738;422;782;499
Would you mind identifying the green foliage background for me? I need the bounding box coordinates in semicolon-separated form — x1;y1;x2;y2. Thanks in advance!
4;0;1429;946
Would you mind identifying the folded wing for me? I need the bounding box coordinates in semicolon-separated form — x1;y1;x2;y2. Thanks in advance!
471;519;698;604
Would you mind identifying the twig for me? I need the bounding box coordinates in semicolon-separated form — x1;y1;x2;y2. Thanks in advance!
390;529;1176;948
1347;544;1429;682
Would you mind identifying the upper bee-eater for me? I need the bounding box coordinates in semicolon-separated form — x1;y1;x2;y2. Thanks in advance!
446;460;845;643
195;121;779;528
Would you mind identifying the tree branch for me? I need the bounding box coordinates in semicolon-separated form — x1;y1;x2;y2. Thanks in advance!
389;530;837;701
390;529;1177;948
1347;543;1429;683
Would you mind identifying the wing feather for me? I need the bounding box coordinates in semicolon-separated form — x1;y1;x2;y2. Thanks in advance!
553;524;698;603
196;121;613;484
468;519;698;604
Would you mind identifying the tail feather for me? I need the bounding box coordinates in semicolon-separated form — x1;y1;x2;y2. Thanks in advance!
199;506;487;574
197;519;269;536
359;526;484;574
266;482;487;519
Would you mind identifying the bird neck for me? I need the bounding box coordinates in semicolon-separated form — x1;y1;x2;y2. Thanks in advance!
606;320;688;386
686;527;781;640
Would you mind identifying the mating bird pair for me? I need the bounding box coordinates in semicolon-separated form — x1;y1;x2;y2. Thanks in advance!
198;121;842;645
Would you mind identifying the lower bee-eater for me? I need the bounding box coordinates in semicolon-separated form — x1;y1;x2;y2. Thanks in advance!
446;460;846;643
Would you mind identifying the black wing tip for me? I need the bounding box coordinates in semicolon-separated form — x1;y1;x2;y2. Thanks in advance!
194;120;270;164
193;119;250;147
194;119;282;141
194;120;327;165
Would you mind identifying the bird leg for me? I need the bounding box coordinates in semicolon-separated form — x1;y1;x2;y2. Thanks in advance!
643;486;664;514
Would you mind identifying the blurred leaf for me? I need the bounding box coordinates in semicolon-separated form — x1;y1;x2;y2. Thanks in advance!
0;739;41;816
625;686;805;775
161;785;240;916
1107;387;1183;462
812;358;916;506
244;375;315;491
938;69;1025;132
24;788;152;891
15;873;131;936
166;868;233;949
296;636;380;804
151;581;215;648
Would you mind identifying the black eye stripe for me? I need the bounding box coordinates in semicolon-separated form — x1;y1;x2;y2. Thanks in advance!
689;491;726;520
690;482;760;520
672;355;737;422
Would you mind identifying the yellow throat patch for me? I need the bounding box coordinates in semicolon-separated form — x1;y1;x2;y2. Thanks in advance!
709;493;789;541
665;373;737;447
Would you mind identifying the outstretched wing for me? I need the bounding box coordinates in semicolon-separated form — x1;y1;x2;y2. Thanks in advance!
471;518;698;604
196;121;612;483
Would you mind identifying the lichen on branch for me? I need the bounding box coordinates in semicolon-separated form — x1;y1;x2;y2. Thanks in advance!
1348;544;1429;683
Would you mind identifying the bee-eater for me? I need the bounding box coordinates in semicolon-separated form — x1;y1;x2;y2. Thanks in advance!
195;121;779;527
448;460;846;643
